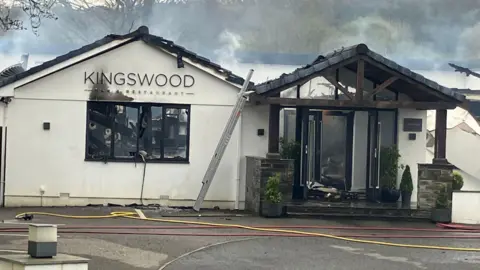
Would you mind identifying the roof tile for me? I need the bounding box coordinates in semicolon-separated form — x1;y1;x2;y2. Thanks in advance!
0;26;252;89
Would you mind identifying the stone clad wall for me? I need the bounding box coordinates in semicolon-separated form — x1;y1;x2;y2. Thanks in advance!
245;156;263;213
245;156;294;215
417;163;454;209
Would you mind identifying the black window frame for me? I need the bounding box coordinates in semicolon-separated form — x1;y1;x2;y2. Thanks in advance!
85;101;191;164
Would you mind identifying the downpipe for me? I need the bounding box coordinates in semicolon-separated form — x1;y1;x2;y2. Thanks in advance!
234;112;243;210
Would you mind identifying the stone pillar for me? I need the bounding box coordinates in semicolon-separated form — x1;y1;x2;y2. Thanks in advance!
417;163;454;209
244;156;294;215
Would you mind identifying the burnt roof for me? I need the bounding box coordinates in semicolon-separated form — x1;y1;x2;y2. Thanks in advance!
0;26;252;89
255;44;465;103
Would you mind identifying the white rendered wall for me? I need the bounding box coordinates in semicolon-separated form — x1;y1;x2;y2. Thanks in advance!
397;109;428;203
2;41;268;208
452;191;480;224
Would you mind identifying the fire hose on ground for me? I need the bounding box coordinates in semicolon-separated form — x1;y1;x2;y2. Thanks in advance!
9;211;480;252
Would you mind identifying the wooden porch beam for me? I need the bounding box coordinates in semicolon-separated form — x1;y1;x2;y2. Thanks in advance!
258;57;361;97
362;58;456;102
365;76;399;99
356;59;364;101
324;76;354;100
251;96;456;110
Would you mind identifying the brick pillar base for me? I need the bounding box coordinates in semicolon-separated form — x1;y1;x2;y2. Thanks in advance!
417;163;454;209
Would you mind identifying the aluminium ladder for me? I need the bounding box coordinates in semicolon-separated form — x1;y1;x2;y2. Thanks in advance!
193;69;254;212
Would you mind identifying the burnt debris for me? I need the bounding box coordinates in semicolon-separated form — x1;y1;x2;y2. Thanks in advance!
449;63;480;79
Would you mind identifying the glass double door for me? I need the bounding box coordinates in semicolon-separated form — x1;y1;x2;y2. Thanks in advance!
366;110;396;202
302;110;353;193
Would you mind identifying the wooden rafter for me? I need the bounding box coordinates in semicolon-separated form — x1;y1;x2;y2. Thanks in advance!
356;59;364;101
323;76;353;100
362;58;454;102
250;96;456;110
365;76;399;99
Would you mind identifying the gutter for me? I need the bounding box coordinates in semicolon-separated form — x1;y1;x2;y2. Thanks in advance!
0;99;9;206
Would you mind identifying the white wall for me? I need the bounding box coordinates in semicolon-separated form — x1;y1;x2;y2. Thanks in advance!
238;104;270;209
426;146;480;191
351;111;368;191
397;109;428;202
3;41;268;208
452;191;480;224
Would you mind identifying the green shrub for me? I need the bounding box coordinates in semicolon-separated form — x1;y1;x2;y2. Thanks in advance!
452;171;464;191
264;173;282;203
279;137;301;161
379;145;402;189
400;165;413;193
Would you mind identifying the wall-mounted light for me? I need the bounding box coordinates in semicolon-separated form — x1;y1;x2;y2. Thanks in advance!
257;129;265;136
43;122;50;130
177;54;184;68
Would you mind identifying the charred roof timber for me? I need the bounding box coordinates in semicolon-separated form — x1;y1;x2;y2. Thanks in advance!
449;63;480;79
0;26;253;89
254;43;465;103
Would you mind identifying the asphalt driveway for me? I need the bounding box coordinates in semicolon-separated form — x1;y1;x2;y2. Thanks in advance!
0;207;478;270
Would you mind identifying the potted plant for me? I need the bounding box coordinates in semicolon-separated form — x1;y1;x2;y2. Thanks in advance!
431;184;452;223
262;173;283;218
399;165;413;208
452;171;464;191
379;145;402;203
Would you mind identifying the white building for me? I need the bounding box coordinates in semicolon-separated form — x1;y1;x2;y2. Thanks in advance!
0;26;268;208
0;27;470;209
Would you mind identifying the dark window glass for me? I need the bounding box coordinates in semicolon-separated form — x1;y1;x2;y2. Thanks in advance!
151;106;163;159
85;101;190;163
86;102;113;160
113;105;139;159
164;107;189;159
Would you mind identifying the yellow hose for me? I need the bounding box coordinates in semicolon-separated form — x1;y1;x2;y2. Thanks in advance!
14;211;480;252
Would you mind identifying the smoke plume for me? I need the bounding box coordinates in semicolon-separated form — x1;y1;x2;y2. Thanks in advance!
2;0;480;68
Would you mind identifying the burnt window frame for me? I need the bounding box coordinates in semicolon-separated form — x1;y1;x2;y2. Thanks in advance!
85;101;191;163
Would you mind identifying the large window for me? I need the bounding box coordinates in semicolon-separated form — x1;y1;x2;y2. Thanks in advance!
85;101;190;163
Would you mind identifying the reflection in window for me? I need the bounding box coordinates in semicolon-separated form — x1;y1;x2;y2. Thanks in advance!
85;101;190;162
151;106;163;159
164;108;189;159
86;103;113;159
113;105;139;158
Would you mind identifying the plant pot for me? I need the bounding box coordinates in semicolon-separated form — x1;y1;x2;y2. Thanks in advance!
401;191;412;208
431;208;451;223
261;201;283;218
380;187;401;203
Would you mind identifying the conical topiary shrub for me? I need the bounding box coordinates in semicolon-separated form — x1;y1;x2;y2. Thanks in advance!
400;165;413;208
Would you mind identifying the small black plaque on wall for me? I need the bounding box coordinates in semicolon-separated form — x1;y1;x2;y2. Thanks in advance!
403;118;422;132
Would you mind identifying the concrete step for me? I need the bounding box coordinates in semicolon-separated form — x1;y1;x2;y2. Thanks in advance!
286;204;431;221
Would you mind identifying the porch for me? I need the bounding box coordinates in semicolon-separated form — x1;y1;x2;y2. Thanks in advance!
249;44;465;217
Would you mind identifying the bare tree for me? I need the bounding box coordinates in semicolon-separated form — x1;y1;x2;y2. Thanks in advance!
0;0;57;34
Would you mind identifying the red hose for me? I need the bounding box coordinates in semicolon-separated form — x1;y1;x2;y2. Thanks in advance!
437;223;480;230
1;228;479;239
2;224;479;233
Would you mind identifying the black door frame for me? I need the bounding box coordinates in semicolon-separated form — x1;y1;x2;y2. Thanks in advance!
365;109;398;201
297;109;354;198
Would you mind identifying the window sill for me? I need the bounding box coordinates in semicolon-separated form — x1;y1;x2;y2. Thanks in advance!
84;158;190;164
